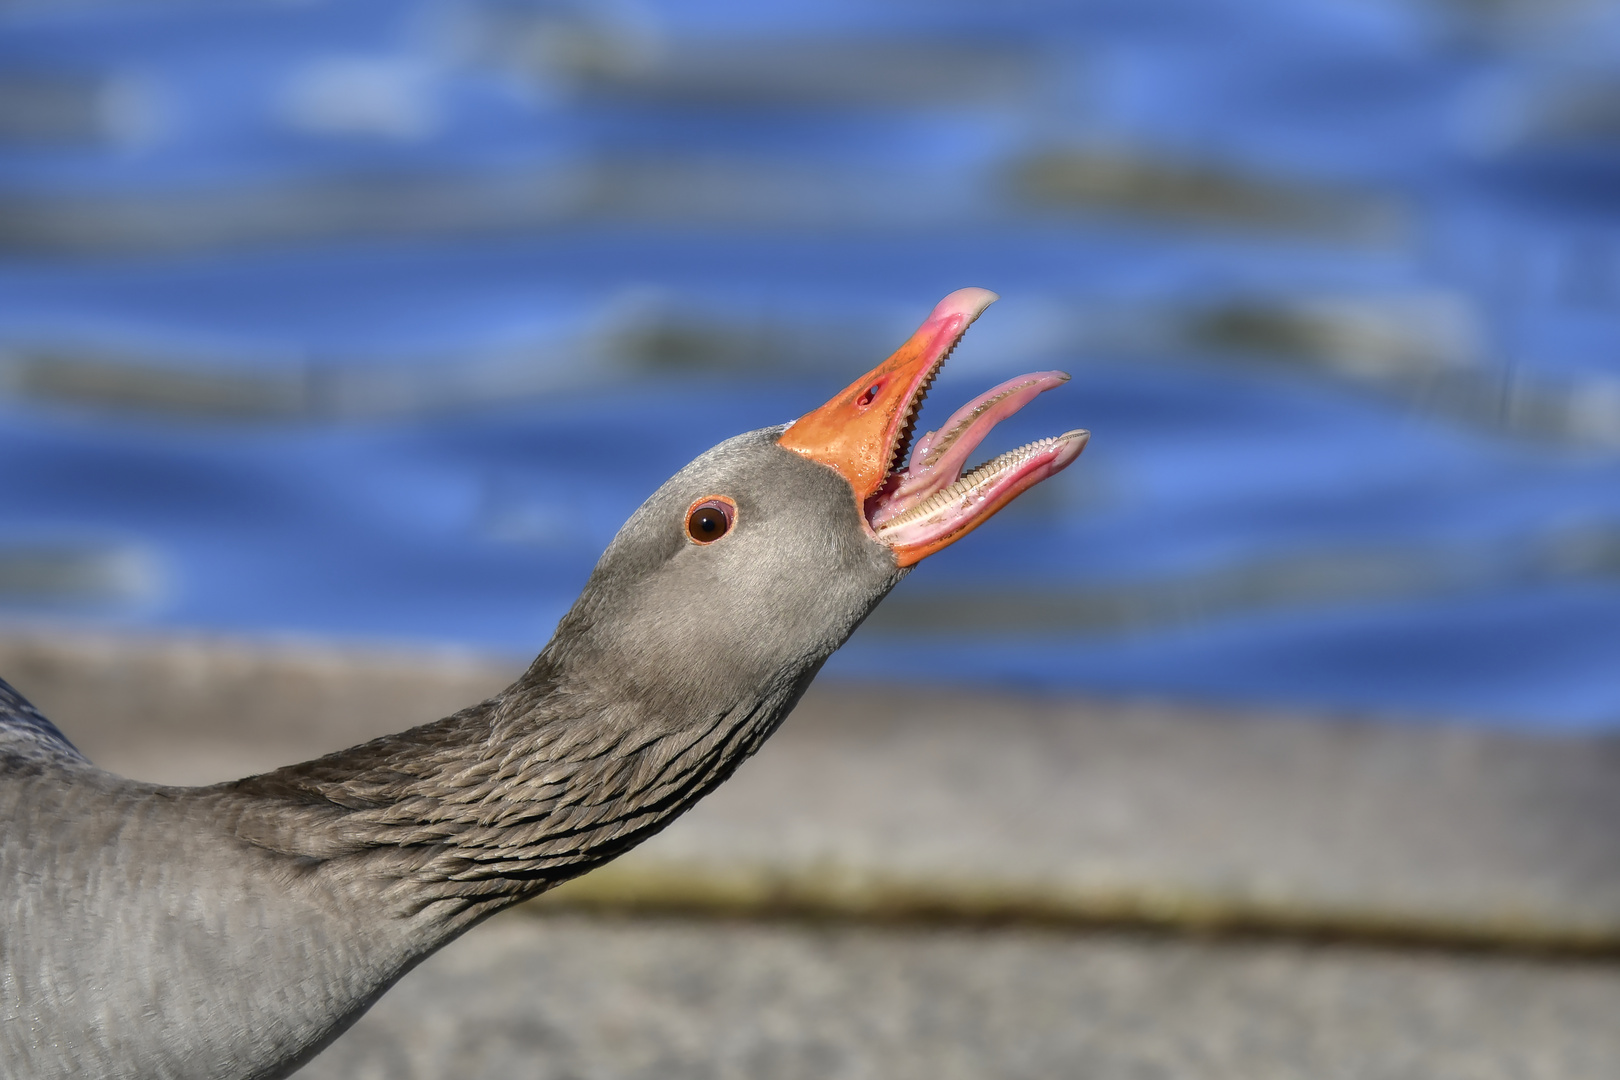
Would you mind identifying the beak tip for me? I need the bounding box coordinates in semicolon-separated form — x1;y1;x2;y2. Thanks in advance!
931;287;1000;324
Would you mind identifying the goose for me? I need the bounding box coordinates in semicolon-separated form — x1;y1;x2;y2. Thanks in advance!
0;288;1086;1079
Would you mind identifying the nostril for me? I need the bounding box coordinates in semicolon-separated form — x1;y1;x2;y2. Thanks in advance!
856;382;882;408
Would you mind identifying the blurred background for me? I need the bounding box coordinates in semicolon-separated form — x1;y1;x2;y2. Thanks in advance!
11;3;1620;1075
3;0;1620;730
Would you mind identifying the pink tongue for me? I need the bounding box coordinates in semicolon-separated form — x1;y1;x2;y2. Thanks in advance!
886;371;1070;505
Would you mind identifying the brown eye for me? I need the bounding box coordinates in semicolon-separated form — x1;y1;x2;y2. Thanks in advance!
685;496;736;544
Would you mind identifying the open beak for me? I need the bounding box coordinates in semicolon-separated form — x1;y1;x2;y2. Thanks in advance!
779;287;1089;567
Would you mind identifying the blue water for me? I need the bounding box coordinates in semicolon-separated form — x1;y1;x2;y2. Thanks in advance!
2;0;1620;728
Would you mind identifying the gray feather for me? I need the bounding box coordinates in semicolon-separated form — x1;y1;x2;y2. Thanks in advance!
0;428;905;1079
0;677;87;767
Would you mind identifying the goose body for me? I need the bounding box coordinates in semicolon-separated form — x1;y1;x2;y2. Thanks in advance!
0;290;1086;1079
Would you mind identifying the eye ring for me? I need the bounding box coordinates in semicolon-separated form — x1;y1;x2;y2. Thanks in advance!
685;495;737;544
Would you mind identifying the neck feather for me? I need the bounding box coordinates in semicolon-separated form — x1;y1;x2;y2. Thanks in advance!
211;653;809;918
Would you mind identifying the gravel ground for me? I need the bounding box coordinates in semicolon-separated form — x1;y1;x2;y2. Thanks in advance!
9;631;1620;1077
302;910;1620;1080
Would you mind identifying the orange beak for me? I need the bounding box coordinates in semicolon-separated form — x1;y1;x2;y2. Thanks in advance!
778;287;999;505
780;287;1088;567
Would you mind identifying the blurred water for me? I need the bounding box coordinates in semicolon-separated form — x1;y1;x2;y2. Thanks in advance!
2;0;1619;728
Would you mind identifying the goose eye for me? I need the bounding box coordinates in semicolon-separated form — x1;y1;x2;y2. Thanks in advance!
685;497;736;544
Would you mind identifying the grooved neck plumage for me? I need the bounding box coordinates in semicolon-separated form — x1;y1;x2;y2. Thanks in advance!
213;646;815;916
